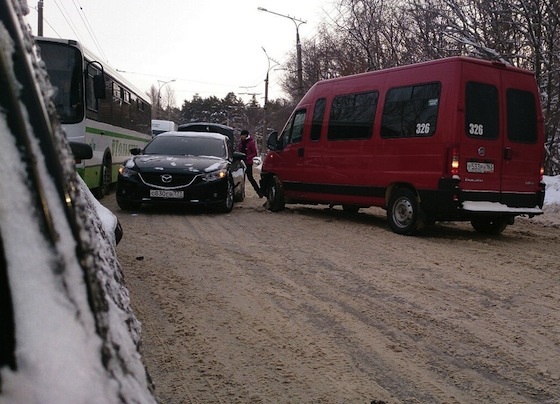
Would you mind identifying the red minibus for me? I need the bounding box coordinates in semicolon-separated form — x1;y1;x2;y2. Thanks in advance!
260;57;545;235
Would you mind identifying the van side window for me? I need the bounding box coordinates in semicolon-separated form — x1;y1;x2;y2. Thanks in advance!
280;109;306;147
381;83;440;138
507;89;537;143
291;110;305;143
465;82;499;139
328;91;378;140
311;98;326;141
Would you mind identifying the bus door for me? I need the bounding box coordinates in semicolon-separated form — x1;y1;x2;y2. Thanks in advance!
461;65;504;201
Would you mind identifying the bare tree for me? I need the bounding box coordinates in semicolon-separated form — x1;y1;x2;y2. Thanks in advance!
279;0;560;173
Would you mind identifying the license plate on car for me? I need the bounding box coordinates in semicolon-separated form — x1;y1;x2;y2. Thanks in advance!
467;162;494;173
149;189;184;199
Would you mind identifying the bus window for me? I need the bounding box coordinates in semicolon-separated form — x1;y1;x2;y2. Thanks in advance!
38;43;84;124
86;64;101;112
465;82;499;139
328;91;378;140
311;98;326;141
381;83;440;138
507;89;537;143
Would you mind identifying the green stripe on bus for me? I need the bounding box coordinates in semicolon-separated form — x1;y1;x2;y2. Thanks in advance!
86;126;150;142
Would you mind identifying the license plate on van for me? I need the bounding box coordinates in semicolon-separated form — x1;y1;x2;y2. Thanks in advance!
467;162;494;173
150;189;184;199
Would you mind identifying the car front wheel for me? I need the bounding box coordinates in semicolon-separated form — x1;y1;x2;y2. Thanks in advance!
219;179;234;213
116;197;141;211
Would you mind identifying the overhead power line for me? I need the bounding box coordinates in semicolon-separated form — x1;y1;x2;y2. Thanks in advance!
72;0;108;62
52;0;83;43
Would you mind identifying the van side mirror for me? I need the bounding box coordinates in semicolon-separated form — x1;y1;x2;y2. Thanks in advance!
266;131;279;150
93;74;106;99
130;147;142;155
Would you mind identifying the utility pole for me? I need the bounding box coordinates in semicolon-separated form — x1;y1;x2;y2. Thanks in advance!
156;79;175;119
37;0;43;36
257;7;306;98
262;47;279;151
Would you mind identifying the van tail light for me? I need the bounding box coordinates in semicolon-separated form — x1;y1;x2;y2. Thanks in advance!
540;165;544;181
450;146;460;176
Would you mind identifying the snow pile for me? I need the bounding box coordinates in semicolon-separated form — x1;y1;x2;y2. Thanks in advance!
543;175;560;206
526;175;560;227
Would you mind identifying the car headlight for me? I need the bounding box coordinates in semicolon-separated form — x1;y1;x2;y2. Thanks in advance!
202;168;228;182
118;164;138;178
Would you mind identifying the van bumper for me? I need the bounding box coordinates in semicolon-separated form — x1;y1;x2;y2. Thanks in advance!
418;178;545;220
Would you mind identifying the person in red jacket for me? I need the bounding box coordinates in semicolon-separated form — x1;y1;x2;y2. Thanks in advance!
238;129;263;198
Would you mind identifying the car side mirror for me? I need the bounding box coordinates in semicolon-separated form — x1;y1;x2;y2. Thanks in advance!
130;147;142;155
233;151;246;161
267;131;279;151
69;141;93;161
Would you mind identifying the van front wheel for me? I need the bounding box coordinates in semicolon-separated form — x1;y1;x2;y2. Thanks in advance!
387;189;424;235
267;175;285;212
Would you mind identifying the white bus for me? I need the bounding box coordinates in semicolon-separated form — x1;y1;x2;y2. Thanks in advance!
36;37;152;198
152;119;178;136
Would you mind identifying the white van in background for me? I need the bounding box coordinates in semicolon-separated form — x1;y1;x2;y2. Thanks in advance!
152;119;178;136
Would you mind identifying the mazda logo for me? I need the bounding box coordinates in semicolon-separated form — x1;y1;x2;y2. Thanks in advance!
161;174;172;183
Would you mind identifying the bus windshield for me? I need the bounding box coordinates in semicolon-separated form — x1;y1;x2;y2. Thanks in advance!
38;42;84;124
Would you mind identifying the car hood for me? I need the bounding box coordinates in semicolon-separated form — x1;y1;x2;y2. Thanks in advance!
130;154;228;174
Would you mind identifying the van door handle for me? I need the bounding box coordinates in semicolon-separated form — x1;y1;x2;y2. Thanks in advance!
504;147;513;160
297;147;304;157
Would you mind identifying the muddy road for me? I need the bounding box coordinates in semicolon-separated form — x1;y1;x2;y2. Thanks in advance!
103;186;560;403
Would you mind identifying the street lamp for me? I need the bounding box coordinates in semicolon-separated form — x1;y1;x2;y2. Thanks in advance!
262;47;279;151
157;79;175;119
257;7;306;98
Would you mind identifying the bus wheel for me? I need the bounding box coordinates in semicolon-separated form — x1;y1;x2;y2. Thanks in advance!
387;188;424;235
95;153;112;199
267;175;285;212
471;217;508;235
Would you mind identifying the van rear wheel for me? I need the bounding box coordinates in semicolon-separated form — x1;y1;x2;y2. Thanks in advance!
387;189;424;235
471;217;508;235
267;175;285;212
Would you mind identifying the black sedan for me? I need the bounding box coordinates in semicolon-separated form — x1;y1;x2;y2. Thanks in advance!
116;131;246;212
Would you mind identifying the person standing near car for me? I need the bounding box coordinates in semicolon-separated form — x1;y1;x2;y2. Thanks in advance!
238;129;263;198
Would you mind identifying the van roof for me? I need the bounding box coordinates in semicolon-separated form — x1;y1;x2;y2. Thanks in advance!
310;56;534;88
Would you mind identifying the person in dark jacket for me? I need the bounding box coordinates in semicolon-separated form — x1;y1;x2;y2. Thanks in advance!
238;129;263;198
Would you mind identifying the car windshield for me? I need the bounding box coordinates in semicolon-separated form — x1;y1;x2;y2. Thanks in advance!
144;136;226;158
